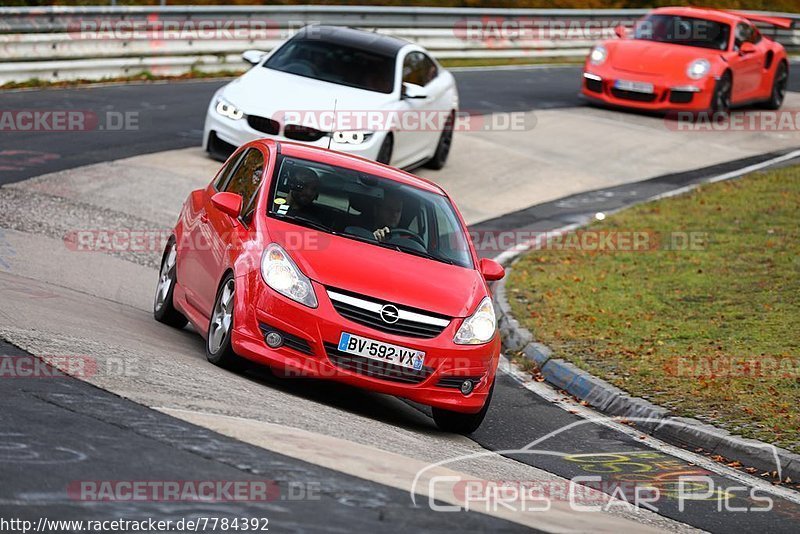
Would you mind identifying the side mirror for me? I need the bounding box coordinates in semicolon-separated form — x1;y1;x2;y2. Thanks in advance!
740;42;756;55
242;49;267;65
402;82;429;99
211;192;243;220
614;24;628;39
479;258;505;282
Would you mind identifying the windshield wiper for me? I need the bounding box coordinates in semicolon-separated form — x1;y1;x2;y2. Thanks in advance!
381;242;457;266
274;213;334;234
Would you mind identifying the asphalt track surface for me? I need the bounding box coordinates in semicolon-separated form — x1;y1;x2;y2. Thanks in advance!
2;65;799;185
0;340;529;533
2;66;800;532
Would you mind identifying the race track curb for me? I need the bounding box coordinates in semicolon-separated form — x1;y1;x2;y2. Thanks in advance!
493;252;800;485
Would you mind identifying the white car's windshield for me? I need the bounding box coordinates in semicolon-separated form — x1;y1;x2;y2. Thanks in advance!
264;38;396;94
268;156;474;268
634;14;730;51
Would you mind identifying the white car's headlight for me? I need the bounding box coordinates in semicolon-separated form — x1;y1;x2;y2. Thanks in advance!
215;98;244;120
332;130;374;145
261;244;318;308
687;59;711;80
454;297;496;345
589;45;608;66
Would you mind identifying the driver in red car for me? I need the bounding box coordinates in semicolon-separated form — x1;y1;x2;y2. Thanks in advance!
286;167;322;220
372;190;404;242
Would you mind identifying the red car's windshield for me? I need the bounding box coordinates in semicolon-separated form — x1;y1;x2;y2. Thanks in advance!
633;14;731;51
267;156;474;269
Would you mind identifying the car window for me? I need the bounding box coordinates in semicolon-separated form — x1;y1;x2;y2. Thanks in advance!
213;150;245;191
403;52;438;87
734;23;759;50
264;38;395;94
634;14;730;51
268;156;473;268
224;148;265;222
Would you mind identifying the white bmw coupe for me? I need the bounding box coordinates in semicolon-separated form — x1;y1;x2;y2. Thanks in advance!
203;25;459;170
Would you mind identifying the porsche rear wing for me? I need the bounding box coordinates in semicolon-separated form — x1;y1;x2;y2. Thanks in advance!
727;11;794;30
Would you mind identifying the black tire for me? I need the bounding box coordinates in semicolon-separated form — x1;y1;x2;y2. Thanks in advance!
206;131;233;162
710;71;732;115
153;237;188;329
432;380;494;434
376;133;393;165
764;61;788;110
425;112;455;170
205;272;244;370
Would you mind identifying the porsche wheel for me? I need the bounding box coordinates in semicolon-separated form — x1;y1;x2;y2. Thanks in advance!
376;133;393;165
711;72;732;115
764;62;788;110
153;237;188;329
206;273;244;370
432;380;494;434
425;112;454;170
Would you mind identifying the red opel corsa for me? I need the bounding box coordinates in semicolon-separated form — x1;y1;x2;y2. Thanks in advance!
582;7;790;113
154;139;505;433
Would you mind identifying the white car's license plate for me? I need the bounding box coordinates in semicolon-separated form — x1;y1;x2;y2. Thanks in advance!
614;79;654;93
337;332;426;371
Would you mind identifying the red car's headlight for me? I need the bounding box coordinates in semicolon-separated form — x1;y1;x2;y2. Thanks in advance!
454;297;496;345
261;243;318;308
589;45;608;66
687;59;711;80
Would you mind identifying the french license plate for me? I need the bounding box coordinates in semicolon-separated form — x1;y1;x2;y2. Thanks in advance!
338;332;426;371
614;79;654;93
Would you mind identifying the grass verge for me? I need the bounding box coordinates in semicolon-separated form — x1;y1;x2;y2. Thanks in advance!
0;68;243;91
507;165;800;453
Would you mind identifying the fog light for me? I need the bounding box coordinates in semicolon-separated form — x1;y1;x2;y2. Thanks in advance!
265;332;283;348
460;379;474;396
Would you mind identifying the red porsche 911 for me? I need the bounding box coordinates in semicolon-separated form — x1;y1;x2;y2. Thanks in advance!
582;7;791;113
153;139;505;433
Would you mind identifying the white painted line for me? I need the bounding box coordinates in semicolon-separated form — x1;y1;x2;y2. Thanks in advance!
649;149;800;203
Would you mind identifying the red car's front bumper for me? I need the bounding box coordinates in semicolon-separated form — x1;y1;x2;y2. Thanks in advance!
581;68;716;112
230;272;500;414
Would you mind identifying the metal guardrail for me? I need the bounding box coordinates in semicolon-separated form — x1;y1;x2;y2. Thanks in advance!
0;5;797;84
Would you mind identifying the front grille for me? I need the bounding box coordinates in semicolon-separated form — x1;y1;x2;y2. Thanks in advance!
611;88;657;103
259;323;314;356
585;78;603;93
284;124;327;142
669;91;694;104
324;342;433;384
436;375;484;389
326;288;450;339
247;115;280;135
